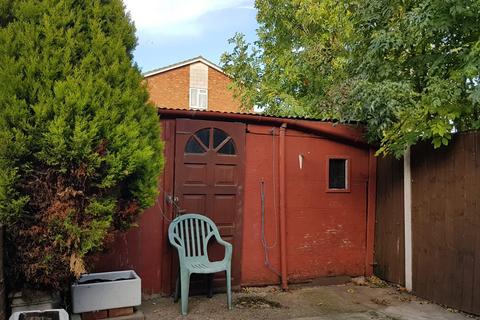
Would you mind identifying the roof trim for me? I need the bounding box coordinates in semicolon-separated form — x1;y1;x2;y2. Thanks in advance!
157;108;370;149
143;56;226;78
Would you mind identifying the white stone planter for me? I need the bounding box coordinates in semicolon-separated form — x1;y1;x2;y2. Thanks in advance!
71;270;141;314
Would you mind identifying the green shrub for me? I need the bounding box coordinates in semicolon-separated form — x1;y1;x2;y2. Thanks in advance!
0;0;163;289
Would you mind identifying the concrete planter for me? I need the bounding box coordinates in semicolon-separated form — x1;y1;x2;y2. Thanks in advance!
71;270;141;314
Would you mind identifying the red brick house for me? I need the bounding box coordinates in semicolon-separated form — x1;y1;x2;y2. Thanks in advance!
143;56;242;113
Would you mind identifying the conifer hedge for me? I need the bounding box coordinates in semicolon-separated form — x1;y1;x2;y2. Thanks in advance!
0;0;163;289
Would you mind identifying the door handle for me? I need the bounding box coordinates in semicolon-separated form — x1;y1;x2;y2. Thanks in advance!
165;195;179;205
167;195;186;216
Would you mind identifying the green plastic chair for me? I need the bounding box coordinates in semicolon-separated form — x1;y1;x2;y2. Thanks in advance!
168;213;233;315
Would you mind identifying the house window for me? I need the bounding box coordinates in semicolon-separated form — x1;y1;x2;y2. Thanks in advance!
190;88;208;110
327;158;349;191
189;62;208;110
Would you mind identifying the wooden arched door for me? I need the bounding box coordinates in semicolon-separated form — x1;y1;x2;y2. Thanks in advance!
174;119;245;289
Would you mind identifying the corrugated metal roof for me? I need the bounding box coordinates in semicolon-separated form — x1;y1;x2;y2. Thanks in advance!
156;107;368;147
155;106;338;122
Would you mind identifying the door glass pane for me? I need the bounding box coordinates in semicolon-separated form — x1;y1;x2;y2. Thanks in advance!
329;159;347;189
195;128;210;148
213;128;229;148
218;140;236;155
185;137;205;154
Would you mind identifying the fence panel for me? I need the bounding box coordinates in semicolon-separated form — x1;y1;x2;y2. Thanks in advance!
375;132;480;315
411;133;480;315
374;155;405;285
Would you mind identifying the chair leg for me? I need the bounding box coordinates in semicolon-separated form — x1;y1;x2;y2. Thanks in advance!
180;270;190;315
226;268;232;310
206;273;214;298
174;271;180;303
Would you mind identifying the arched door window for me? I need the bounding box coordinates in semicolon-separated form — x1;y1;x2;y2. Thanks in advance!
185;128;236;155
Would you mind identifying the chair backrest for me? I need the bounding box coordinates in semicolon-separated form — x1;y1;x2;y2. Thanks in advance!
168;213;220;259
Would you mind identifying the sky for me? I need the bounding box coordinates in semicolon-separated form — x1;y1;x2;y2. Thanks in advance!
123;0;259;73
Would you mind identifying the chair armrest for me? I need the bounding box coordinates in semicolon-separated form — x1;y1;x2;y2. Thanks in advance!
215;236;233;262
169;238;186;257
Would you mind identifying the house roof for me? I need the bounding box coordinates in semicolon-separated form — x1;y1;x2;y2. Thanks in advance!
143;56;226;78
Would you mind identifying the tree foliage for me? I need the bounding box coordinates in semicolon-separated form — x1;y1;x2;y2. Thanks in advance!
0;0;163;289
221;0;480;156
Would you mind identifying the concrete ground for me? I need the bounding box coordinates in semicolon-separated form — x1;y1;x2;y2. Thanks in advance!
139;279;479;320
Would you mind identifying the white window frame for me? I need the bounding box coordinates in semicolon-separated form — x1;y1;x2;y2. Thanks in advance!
189;88;208;110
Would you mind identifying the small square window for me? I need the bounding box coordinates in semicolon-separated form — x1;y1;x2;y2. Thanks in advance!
328;158;349;191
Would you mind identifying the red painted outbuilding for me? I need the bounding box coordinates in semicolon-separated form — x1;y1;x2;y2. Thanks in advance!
94;109;376;296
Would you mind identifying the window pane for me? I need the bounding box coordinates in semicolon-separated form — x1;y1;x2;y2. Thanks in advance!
213;128;229;148
329;159;347;189
195;128;210;148
218;140;236;155
190;88;198;107
199;90;207;109
185;137;205;153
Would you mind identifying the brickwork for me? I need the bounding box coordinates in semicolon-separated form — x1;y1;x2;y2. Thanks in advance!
107;307;134;318
145;66;189;109
82;310;108;320
81;307;134;320
145;63;241;112
208;68;241;112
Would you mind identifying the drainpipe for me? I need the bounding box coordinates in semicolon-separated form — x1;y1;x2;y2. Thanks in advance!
279;123;288;290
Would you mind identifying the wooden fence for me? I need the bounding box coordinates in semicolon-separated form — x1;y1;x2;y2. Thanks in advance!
374;155;405;286
374;132;480;315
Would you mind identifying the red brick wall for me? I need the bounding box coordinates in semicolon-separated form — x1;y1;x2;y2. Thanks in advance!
145;64;241;112
208;68;241;112
145;66;189;109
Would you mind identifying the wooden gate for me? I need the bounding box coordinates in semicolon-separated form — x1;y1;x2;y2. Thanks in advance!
173;119;245;290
